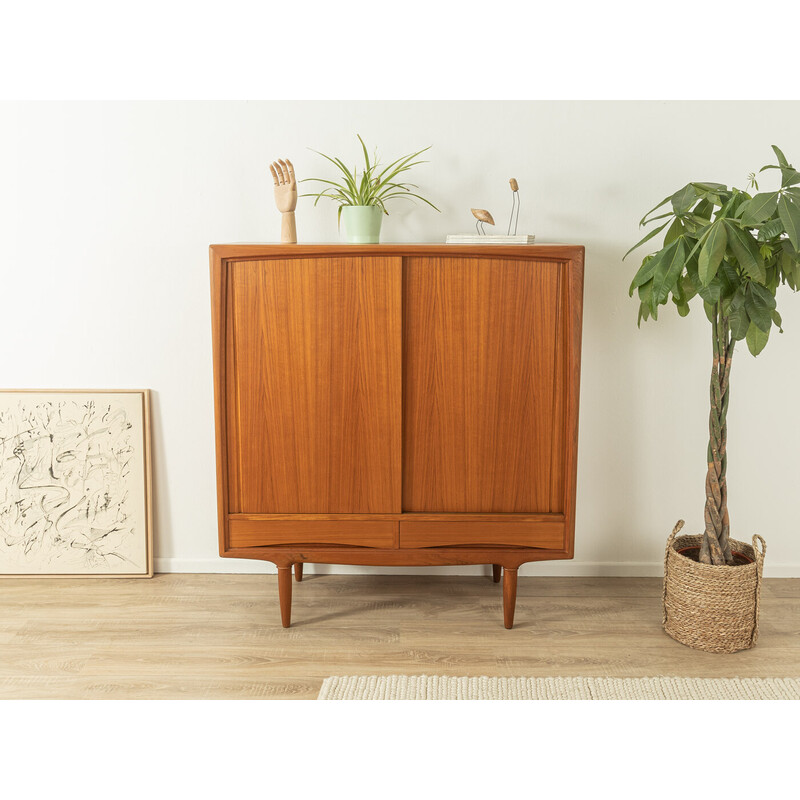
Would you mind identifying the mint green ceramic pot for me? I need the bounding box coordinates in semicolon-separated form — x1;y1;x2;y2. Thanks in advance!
341;205;383;244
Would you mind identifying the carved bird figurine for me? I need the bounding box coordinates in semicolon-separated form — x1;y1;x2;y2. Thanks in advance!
471;208;495;235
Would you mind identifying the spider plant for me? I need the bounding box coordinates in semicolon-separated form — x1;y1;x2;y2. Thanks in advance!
300;134;440;226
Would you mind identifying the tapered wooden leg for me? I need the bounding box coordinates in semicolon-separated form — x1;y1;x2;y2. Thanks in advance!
294;563;303;582
503;567;518;629
277;566;292;628
492;564;502;583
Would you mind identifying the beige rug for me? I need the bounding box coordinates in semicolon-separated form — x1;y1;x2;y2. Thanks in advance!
318;675;800;700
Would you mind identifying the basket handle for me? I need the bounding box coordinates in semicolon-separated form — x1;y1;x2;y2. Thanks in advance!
751;534;766;563
666;519;685;549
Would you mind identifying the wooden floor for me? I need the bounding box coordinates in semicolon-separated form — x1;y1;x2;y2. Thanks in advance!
1;573;797;699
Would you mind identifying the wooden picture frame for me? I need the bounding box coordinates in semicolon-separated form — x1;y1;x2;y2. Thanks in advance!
0;389;153;578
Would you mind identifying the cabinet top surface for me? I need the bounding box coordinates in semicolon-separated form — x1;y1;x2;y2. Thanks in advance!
210;243;585;261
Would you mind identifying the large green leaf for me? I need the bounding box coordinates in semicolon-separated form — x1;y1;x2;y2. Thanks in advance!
680;272;698;303
724;220;766;281
671;184;697;214
629;254;658;296
749;281;777;309
697;275;722;305
727;288;750;341
623;220;670;260
698;221;727;285
781;169;800;187
778;193;800;250
693;182;728;191
739;192;779;225
746;320;770;356
664;218;684;245
745;282;777;333
693;198;714;220
757;217;785;241
692;182;729;205
651;238;686;308
639;195;671;226
772;145;789;167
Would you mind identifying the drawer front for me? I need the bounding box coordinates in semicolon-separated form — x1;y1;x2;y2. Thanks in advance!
399;518;564;549
229;517;396;548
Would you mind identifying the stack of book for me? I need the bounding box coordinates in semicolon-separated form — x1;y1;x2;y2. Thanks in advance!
445;234;536;245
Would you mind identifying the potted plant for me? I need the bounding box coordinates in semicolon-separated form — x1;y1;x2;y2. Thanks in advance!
300;134;439;243
626;145;800;652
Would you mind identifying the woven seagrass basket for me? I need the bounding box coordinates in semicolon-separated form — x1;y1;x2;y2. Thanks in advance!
662;520;767;654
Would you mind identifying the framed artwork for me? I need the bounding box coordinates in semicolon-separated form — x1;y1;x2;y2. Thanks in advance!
0;390;153;577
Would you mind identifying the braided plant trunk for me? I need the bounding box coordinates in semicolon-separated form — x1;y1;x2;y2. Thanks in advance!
699;304;735;566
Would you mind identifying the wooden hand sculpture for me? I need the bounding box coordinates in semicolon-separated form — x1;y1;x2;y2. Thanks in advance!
270;159;297;243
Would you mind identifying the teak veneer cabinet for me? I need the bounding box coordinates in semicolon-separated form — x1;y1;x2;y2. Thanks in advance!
210;244;584;628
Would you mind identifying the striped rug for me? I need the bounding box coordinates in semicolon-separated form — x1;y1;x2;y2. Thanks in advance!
318;675;800;700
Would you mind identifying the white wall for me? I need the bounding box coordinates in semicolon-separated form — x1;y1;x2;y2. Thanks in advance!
2;101;798;577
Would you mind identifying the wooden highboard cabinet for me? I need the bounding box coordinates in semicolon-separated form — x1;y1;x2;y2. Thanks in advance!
210;244;584;628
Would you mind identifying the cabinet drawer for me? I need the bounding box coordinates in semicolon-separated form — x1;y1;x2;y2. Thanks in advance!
399;516;564;549
229;517;396;548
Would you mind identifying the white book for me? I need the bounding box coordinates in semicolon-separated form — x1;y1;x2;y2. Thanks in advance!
446;234;536;244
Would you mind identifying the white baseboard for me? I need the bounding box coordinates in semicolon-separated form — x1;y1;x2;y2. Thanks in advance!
154;558;800;578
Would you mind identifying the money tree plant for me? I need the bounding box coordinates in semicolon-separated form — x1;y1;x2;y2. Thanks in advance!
626;145;800;566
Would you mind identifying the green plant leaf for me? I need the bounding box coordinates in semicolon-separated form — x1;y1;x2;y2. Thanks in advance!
739;192;779;225
717;261;741;303
638;278;653;304
781;169;800;187
772;145;789;167
727;288;750;341
629;254;658;296
697;276;722;305
692;182;728;192
750;281;777;308
639;196;671;226
772;309;784;332
746;320;770;356
745;282;776;333
724;220;766;282
778;193;800;250
680;272;698;303
693;198;714;220
651;238;686;308
698;221;727;285
623;221;671;261
757;217;785;241
676;302;690;317
664;218;684;245
671;184;697;214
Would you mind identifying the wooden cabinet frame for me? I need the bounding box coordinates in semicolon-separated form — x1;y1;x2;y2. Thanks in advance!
211;244;584;628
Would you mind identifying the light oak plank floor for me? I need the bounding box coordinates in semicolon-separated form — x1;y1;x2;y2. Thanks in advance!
1;574;797;699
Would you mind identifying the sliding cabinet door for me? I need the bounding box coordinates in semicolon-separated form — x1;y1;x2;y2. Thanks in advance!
402;255;566;548
226;256;402;526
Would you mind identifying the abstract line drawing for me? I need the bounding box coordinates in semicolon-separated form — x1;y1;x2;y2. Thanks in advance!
0;391;152;576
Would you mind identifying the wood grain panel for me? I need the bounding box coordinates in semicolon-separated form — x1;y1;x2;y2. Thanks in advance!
227;257;401;513
398;519;564;549
228;518;396;548
403;256;562;513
